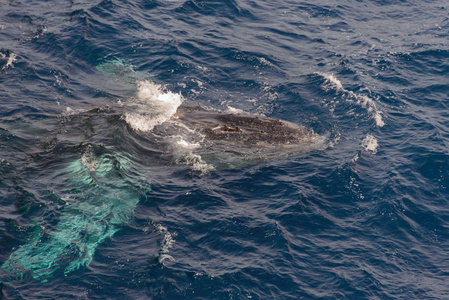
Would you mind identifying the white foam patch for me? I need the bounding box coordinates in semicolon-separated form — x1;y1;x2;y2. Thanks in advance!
226;106;245;114
361;134;378;154
0;51;17;70
185;153;214;173
320;73;344;92
156;224;177;264
169;135;215;174
319;73;385;127
262;83;279;101
125;80;183;132
257;56;275;68
176;139;199;148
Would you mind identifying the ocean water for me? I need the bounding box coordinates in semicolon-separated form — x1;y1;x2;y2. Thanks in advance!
1;0;449;298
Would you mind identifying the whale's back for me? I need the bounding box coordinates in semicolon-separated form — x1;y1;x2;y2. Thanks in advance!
176;104;318;147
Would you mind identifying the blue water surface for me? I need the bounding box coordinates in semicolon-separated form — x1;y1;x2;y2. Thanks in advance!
1;0;449;299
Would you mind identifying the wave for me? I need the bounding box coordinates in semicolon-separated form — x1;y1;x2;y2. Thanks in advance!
319;72;385;127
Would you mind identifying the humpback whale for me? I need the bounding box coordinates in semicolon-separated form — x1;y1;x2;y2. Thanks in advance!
95;60;322;150
0;60;324;283
173;102;319;147
139;100;325;172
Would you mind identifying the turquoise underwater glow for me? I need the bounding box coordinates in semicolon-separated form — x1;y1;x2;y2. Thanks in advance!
2;148;149;281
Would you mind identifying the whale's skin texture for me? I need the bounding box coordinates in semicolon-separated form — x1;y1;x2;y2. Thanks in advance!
175;103;318;147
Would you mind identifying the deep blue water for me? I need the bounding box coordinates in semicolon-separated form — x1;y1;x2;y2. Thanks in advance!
1;0;449;298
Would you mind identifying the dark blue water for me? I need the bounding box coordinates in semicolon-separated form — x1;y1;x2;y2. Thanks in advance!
2;0;449;298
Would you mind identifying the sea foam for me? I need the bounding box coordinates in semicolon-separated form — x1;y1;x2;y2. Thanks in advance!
0;50;17;71
361;134;379;154
319;73;385;127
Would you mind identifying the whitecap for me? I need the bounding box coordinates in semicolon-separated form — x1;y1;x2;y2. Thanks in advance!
319;73;385;127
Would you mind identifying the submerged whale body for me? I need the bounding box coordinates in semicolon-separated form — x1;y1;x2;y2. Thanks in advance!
173;103;319;147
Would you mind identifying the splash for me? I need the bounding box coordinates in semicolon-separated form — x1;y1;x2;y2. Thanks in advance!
2;148;149;281
96;58;322;173
124;80;183;132
95;58;213;172
319;73;385;127
96;58;184;132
